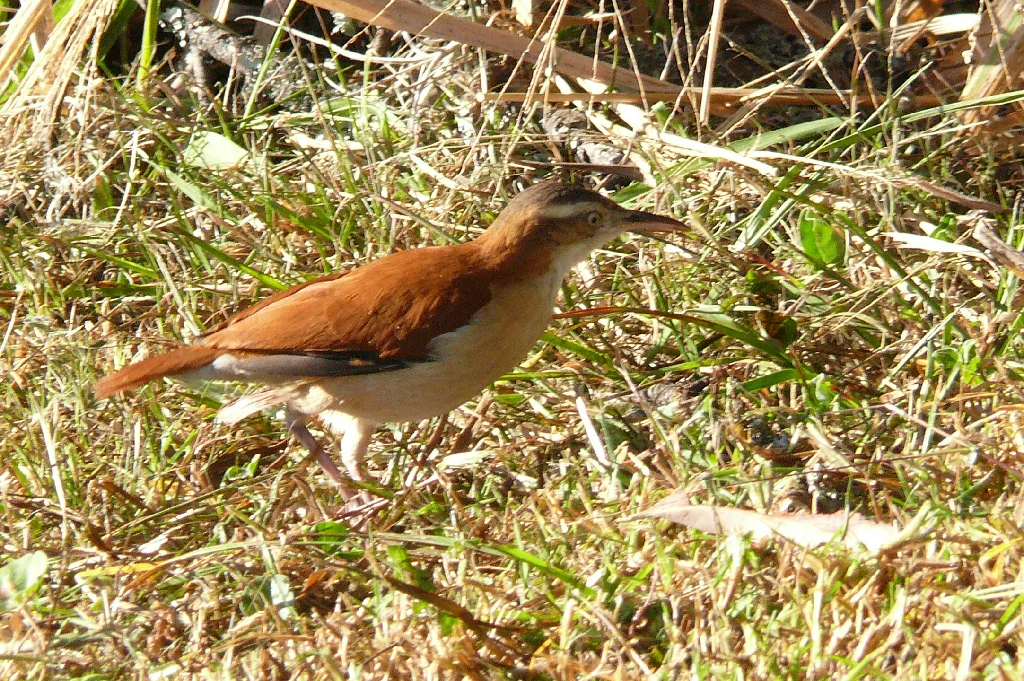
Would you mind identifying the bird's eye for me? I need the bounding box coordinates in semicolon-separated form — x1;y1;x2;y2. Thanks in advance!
586;211;602;226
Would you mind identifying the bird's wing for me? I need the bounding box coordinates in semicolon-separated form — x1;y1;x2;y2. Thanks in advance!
196;244;494;377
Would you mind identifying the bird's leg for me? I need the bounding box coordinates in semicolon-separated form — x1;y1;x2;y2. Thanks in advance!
320;411;377;483
285;408;344;485
339;420;373;483
285;408;384;516
316;412;386;518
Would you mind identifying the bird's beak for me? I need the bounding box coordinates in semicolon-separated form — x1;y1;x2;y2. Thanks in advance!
621;208;687;234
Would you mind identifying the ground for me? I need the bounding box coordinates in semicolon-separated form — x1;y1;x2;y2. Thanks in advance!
2;0;1024;678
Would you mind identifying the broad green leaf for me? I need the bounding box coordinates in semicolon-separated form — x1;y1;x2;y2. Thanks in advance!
742;368;803;392
799;210;845;266
388;545;434;593
0;551;47;611
182;131;250;170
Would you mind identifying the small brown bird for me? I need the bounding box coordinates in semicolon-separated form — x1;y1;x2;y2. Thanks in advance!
96;182;684;486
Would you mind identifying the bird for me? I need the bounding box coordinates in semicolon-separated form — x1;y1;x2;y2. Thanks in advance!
95;182;685;489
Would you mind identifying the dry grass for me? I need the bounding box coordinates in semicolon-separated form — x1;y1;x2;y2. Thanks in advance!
3;1;1024;679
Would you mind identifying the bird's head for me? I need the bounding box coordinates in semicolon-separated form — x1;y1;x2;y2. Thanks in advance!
477;182;686;277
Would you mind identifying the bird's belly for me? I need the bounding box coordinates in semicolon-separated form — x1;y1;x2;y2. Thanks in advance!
299;278;559;423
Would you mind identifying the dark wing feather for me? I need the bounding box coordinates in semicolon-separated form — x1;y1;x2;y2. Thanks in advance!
227;350;410;377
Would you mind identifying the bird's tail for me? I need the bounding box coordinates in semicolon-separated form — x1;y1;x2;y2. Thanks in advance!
95;346;222;398
216;388;294;424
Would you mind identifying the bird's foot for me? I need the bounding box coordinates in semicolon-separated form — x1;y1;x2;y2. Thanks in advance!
333;489;389;521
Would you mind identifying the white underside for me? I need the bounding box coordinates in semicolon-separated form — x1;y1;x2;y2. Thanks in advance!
197;269;566;428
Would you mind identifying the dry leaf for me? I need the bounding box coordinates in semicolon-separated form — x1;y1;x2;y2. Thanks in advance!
961;0;1024;123
886;232;996;268
309;0;673;94
633;490;900;552
969;213;1024;279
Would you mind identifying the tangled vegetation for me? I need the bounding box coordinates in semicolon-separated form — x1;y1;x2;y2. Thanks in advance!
2;0;1024;678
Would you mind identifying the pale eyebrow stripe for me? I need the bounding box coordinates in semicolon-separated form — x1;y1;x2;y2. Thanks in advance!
540;202;600;220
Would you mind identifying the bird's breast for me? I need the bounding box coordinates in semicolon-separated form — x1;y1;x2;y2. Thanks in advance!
426;272;562;383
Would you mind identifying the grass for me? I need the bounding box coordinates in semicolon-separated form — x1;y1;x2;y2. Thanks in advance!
3;3;1024;679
